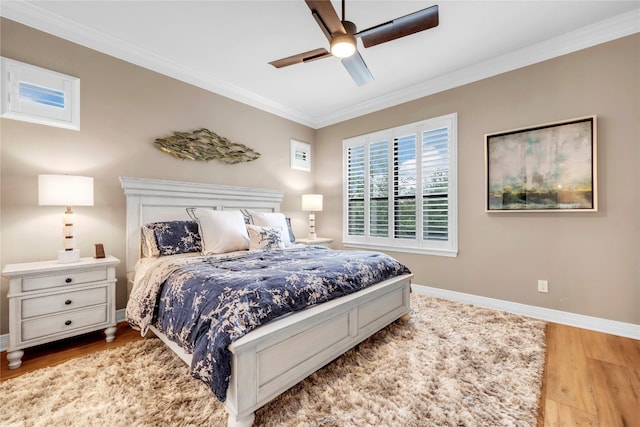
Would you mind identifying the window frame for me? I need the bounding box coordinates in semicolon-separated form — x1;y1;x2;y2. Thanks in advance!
342;113;458;257
1;57;80;130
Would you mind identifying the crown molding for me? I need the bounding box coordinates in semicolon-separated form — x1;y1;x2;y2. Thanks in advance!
315;8;640;128
2;4;638;129
0;1;317;128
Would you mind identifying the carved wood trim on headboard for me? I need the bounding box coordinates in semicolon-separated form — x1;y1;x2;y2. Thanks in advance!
119;176;284;276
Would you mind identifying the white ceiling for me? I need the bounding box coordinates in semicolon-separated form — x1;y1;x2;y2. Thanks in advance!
2;1;639;128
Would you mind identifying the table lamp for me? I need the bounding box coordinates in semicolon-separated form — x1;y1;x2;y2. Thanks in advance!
38;174;94;263
301;194;323;240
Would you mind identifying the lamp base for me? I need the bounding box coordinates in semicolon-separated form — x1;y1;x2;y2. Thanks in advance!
57;249;80;263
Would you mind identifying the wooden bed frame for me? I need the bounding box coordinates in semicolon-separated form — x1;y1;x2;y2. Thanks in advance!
120;176;412;427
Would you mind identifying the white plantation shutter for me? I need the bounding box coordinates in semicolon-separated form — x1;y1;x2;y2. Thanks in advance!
422;126;450;241
369;139;389;237
343;113;457;257
393;134;417;239
346;145;365;237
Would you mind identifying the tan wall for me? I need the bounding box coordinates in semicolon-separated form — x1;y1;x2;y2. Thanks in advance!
315;34;640;325
1;19;638;335
0;19;316;334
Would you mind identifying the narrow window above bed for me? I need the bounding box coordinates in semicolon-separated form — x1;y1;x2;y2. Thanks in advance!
343;113;458;257
1;57;80;130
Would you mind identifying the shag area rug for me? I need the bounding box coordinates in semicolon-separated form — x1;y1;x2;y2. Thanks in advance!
0;294;546;427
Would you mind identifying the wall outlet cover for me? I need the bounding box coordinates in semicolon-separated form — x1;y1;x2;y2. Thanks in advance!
537;280;549;293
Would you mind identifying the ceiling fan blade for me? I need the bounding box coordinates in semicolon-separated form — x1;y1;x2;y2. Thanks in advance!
269;48;331;68
311;10;332;41
357;4;439;48
305;0;346;40
341;51;373;86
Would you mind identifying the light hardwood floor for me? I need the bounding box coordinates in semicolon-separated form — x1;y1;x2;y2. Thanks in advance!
538;323;640;427
1;321;639;426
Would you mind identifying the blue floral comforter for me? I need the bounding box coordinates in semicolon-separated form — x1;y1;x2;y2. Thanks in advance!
126;246;410;401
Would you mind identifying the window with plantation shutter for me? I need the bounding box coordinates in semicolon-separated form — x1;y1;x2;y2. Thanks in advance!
343;113;458;257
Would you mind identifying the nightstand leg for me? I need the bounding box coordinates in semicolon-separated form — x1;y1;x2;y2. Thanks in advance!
104;326;117;342
7;350;24;369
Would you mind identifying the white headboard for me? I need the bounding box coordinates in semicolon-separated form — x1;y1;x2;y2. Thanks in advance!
120;176;284;277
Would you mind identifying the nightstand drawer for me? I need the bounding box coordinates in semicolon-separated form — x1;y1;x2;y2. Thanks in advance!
22;305;108;341
22;268;108;292
21;287;108;318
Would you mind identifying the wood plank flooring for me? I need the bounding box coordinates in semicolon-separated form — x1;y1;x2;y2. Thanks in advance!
538;323;640;427
2;321;639;426
0;322;141;382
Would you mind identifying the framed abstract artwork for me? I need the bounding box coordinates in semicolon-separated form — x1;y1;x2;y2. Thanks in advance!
290;139;311;171
485;116;597;212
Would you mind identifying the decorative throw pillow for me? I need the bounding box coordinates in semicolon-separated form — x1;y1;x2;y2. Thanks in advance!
145;221;202;257
141;224;160;257
247;225;285;250
188;208;249;254
246;211;293;247
285;217;296;243
240;209;252;225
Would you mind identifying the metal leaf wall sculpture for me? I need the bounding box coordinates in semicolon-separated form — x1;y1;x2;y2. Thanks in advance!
154;128;261;164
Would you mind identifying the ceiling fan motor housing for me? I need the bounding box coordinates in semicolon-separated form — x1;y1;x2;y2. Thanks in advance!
331;21;357;58
341;20;357;35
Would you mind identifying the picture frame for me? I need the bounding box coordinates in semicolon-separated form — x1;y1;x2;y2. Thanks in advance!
290;139;311;171
1;57;80;131
485;116;597;212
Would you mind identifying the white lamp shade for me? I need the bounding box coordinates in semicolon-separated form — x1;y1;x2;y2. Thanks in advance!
38;175;94;206
301;194;323;212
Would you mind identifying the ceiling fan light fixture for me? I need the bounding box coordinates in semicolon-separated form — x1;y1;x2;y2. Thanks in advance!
330;33;356;58
268;2;439;86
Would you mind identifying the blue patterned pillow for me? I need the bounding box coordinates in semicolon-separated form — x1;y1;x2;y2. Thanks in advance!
245;211;294;247
148;221;202;256
247;225;285;250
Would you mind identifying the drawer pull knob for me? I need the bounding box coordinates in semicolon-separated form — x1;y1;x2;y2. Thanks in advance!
64;320;72;326
65;300;72;305
65;278;72;283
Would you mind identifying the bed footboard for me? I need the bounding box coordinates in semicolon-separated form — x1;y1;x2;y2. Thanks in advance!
224;274;412;426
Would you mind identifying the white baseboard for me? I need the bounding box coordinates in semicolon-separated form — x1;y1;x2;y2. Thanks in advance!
412;284;640;340
116;308;126;323
3;295;638;353
0;309;127;352
0;333;7;353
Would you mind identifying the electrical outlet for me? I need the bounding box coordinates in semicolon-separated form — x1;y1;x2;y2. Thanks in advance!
537;280;549;293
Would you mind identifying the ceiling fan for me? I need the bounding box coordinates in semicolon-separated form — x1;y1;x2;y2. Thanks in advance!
269;1;439;86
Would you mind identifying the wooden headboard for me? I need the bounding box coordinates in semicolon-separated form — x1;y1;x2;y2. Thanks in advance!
119;176;284;277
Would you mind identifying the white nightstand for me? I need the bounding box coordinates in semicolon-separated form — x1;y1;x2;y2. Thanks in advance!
296;237;334;248
2;256;120;369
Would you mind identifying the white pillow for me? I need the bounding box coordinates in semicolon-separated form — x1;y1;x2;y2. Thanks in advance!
247;211;293;247
189;209;249;254
247;225;285;250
